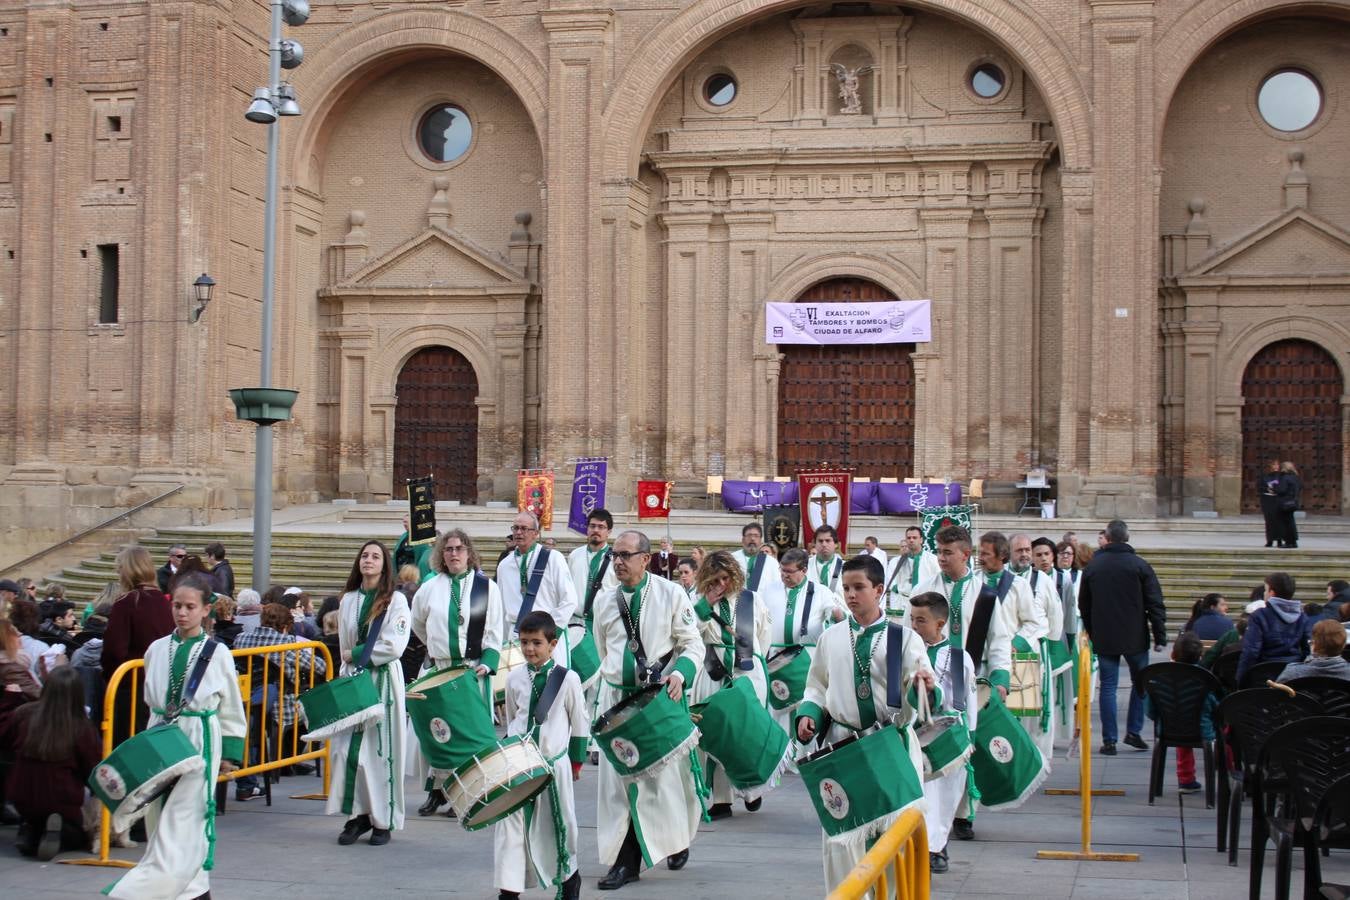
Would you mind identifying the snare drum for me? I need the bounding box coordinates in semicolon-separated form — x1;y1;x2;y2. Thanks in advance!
593;685;699;781
89;724;204;833
691;677;789;794
491;643;526;703
914;687;973;782
299;672;382;742
444;735;553;831
567;623;600;688
976;650;1044;717
797;725;923;838
406;667;498;772
765;646;811;711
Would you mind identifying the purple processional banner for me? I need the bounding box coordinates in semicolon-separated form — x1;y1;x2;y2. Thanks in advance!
721;479;959;515
567;458;608;535
765;300;933;345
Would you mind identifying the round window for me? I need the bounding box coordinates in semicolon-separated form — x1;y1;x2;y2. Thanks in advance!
970;63;1006;99
417;105;473;164
1258;70;1322;132
704;73;737;107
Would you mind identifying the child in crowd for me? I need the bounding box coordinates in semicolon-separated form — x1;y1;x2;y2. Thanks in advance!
907;591;976;874
212;596;243;649
106;572;246;899
796;555;934;894
1164;633;1217;794
1278;619;1350;683
493;610;587;900
2;666;101;859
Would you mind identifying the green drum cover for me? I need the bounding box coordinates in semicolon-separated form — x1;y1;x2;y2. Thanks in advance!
919;714;972;781
1045;638;1074;673
691;678;789;790
593;685;697;779
766;647;811;711
299;672;382;741
89;724;204;833
970;690;1048;809
798;726;922;837
407;667;498;771
569;627;600;685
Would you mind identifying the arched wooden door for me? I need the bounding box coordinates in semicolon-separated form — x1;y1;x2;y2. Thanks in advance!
394;346;479;503
1241;339;1343;513
777;278;915;478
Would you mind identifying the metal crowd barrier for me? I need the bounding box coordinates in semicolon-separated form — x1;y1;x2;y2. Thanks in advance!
62;640;334;869
827;807;930;900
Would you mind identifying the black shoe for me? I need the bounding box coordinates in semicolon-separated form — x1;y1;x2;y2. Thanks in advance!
1123;733;1148;751
562;871;581;900
0;803;20;826
369;827;391;846
708;803;733;820
598;863;639;890
235;786;264;802
338;815;372;845
1100;741;1117;756
498;893;521;900
129;820;147;843
1265;542;1274;548
743;797;762;812
443;806;458;819
1287;543;1298;549
419;789;448;816
952;818;974;841
284;762;316;776
666;848;689;870
191;894;212;900
930;850;949;874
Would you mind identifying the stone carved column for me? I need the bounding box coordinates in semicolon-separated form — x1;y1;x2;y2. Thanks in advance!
659;211;713;476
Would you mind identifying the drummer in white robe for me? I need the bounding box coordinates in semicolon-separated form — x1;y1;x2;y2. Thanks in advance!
731;521;782;596
769;549;844;737
795;555;934;895
884;525;940;617
107;573;246;900
326;540;412;846
591;530;703;891
916;524;1015;842
1007;533;1061;760
493;611;589;900
567;507;619;684
805;525;845;594
908;591;977;875
688;549;776;817
411;528;504;816
498;511;578;666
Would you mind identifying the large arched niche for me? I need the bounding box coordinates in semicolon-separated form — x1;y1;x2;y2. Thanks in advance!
603;0;1090;176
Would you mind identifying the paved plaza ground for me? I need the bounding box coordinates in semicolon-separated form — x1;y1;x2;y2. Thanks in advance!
6;669;1349;899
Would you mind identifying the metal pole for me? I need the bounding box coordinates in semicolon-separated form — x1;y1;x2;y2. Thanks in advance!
251;0;283;593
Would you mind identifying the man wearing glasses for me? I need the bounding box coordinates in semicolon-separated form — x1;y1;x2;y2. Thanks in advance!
156;545;187;594
591;531;703;890
497;511;578;665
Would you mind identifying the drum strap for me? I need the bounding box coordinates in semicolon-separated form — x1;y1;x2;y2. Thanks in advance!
963;585;999;679
746;552;764;592
800;583;814;639
885;622;907;709
532;664;570;727
465;573;489;661
356;611;387;671
734;589;756;672
829;558;842;592
616;586;671;685
994;569;1014;602
516;546;552;630
584;551;611;620
166;638;218;720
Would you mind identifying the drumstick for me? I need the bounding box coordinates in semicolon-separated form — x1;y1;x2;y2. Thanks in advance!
407;692;427;700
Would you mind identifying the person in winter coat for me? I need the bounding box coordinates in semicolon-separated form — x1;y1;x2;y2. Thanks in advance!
1257;459;1284;548
1277;619;1350;683
1237;571;1311;682
1182;594;1236;640
1276;462;1302;549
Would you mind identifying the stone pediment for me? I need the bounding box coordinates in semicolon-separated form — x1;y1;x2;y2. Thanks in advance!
1187;208;1350;278
342;226;526;289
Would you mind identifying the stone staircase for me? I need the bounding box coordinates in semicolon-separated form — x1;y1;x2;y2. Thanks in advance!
42;513;1348;635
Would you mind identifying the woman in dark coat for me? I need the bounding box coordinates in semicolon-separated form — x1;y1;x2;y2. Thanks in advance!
1277;461;1302;548
1257;458;1284;547
102;546;174;746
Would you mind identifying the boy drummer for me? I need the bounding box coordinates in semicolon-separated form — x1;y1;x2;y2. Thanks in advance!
796;555;934;894
493;611;588;900
908;591;976;875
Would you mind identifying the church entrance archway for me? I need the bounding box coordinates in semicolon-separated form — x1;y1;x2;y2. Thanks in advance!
777;278;915;478
1240;339;1343;513
394;346;479;502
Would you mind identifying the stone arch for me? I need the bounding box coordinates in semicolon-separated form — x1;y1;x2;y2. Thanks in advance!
602;0;1091;175
286;10;548;188
372;323;496;404
1154;0;1350;153
765;253;924;304
1221;315;1350;399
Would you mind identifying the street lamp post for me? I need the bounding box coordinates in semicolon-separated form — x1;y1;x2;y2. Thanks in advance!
233;0;307;592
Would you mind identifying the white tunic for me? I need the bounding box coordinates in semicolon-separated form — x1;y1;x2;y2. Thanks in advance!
1017;567;1065;642
411;572;504;671
498;544;578;666
914;570;1014;683
732;548;783;593
922;643;977;853
884;551;941;611
861;546;889;569
592;576;704;868
805;553;844;593
566;545;619;612
768;581;841;648
325;590;411;830
493;663;589;893
109;634;247;900
983;568;1049;647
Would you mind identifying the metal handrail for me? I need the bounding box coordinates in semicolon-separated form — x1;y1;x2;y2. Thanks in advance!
828;807;930;899
0;484;185;577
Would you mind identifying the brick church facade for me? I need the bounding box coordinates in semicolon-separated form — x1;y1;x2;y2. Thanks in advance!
1;0;1347;556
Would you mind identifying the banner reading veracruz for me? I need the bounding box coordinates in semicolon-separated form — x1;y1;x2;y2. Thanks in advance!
765;299;933;345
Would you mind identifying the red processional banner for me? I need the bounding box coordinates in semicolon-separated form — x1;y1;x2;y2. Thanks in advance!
636;480;673;519
517;469;555;530
797;470;852;554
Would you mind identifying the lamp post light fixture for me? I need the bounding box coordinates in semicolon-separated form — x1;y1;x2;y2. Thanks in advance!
191;273;215;323
235;0;308;592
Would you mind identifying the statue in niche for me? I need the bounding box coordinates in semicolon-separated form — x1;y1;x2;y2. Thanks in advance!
829;63;873;115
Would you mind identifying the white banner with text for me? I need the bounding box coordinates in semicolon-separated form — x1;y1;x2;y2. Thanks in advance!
764;299;932;345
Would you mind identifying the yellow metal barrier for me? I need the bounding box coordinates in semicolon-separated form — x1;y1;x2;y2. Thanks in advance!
827;808;931;900
1035;637;1140;863
62;639;335;869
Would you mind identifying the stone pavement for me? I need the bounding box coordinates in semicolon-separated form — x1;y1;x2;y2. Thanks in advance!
4;680;1348;898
